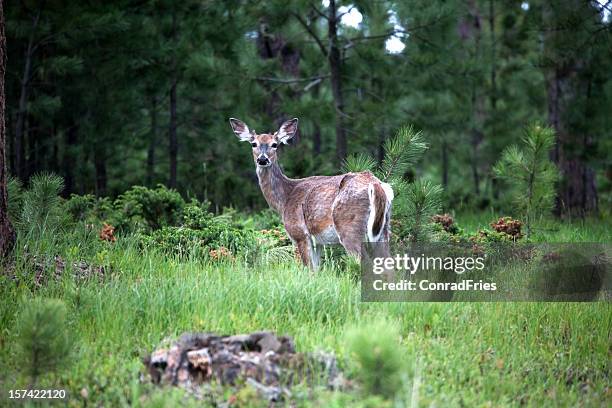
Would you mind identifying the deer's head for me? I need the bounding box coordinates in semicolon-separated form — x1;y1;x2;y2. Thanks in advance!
229;118;298;167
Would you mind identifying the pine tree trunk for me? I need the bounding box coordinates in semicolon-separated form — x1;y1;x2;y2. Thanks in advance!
26;117;40;179
15;8;41;181
461;0;484;197
147;96;157;186
328;0;347;164
312;123;321;156
255;22;299;125
488;0;497;112
546;67;598;215
63;124;77;195
0;2;16;257
489;0;499;200
94;143;107;196
168;12;178;189
168;78;177;189
543;1;598;216
310;81;322;158
470;87;483;196
255;22;283;122
441;140;449;188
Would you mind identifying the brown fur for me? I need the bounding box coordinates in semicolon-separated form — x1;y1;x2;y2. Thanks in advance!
372;183;387;238
230;118;392;269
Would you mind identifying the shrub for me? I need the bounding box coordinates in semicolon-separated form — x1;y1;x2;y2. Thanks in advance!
490;216;523;240
64;194;115;225
245;207;283;231
16;299;73;387
114;185;186;232
181;200;214;229
140;220;257;258
431;213;457;233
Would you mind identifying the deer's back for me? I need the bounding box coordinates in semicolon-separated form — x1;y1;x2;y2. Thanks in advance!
282;171;381;240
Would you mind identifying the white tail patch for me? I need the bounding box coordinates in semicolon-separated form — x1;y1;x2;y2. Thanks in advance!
381;182;394;202
367;182;394;242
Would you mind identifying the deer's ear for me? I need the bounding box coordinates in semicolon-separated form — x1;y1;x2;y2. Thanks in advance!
229;118;254;142
277;118;298;144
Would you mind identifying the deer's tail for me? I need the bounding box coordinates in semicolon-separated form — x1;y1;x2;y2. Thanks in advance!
367;181;394;242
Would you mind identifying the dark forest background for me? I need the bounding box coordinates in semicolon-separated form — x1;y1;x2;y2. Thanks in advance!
4;0;611;215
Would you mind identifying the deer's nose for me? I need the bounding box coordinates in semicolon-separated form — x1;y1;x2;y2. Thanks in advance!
257;156;270;166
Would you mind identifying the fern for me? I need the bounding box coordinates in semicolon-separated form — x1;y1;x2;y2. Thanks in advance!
494;124;558;236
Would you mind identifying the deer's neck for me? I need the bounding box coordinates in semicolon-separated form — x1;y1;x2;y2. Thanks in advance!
256;162;295;213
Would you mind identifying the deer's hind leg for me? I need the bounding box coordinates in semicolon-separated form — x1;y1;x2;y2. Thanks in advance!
332;208;368;260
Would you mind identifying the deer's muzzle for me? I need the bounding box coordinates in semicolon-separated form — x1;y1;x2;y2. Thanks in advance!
257;155;271;166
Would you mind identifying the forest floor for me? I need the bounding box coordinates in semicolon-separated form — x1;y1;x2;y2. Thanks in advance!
1;214;611;407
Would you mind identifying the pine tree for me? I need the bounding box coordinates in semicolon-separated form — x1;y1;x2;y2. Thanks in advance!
344;125;441;241
493;123;558;236
16;299;73;387
0;1;15;257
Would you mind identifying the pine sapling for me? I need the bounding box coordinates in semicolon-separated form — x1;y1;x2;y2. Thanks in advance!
343;125;441;241
16;299;73;387
493;124;559;237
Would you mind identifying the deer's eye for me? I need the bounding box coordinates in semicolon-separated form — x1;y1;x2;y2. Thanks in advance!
271;143;278;148
251;143;257;148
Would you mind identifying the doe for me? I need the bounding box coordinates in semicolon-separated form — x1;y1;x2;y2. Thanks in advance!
230;117;393;269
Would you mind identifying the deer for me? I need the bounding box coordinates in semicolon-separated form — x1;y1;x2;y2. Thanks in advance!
229;117;394;269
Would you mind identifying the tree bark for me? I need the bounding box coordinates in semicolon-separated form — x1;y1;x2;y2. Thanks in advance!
168;12;178;189
168;77;177;189
255;21;300;125
460;0;484;196
488;0;497;112
147;95;157;186
0;1;16;257
311;82;322;157
328;0;347;164
543;1;598;216
470;87;483;196
256;22;283;122
546;67;598;216
489;0;499;200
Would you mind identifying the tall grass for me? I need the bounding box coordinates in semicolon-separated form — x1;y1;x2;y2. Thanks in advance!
0;214;610;406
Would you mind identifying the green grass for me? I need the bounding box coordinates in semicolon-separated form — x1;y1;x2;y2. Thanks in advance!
0;215;610;407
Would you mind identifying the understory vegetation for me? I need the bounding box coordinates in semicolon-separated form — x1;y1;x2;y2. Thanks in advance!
0;174;610;407
2;1;611;405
